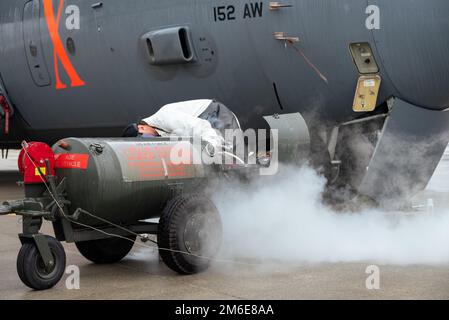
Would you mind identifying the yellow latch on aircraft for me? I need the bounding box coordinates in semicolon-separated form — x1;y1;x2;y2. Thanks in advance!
353;75;381;112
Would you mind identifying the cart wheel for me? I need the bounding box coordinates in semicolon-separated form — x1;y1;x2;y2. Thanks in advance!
17;236;66;291
158;194;222;275
75;235;136;264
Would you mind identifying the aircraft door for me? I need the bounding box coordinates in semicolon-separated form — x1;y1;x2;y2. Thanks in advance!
23;0;51;87
368;0;449;110
252;1;376;120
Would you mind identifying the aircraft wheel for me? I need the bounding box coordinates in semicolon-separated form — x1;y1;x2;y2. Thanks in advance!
75;235;136;264
158;194;222;275
17;236;66;291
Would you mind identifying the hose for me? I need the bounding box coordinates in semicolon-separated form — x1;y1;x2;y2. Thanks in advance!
0;205;11;215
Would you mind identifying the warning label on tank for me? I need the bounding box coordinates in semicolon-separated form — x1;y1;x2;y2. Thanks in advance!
55;154;89;170
107;141;200;182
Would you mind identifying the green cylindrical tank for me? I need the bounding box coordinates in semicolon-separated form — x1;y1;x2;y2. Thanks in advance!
52;138;212;226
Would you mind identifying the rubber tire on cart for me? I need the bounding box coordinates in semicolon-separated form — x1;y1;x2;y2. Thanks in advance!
158;194;223;275
75;235;136;264
17;235;66;291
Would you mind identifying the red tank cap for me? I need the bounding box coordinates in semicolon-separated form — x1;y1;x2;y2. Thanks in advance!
18;142;56;184
57;140;71;150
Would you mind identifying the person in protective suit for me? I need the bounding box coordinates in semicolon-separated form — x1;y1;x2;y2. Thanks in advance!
125;99;240;147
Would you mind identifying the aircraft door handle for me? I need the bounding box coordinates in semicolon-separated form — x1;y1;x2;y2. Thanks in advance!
273;32;299;43
269;2;293;10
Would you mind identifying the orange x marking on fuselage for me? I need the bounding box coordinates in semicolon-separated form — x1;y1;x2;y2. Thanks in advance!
43;0;85;90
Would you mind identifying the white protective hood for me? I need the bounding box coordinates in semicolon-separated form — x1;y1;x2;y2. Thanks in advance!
142;100;223;146
153;99;213;118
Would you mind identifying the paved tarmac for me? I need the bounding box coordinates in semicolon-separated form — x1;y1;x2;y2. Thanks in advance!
1;150;449;300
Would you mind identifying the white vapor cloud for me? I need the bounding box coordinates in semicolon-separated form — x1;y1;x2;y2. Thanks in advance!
213;165;449;266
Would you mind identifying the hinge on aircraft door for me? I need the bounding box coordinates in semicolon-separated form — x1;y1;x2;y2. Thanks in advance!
269;2;293;10
273;32;299;43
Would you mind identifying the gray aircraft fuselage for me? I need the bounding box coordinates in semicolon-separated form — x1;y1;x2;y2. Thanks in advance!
1;0;449;200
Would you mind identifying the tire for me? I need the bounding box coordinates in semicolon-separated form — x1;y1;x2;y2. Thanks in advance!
17;236;66;291
158;194;222;275
75;235;136;264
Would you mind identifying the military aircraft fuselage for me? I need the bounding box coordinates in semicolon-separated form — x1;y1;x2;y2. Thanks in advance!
1;0;449;143
2;0;449;202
